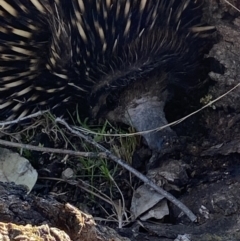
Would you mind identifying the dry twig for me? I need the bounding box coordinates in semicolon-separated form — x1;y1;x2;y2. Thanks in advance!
0;139;107;158
55;118;198;222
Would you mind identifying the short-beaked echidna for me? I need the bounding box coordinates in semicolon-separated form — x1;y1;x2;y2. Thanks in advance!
0;0;213;151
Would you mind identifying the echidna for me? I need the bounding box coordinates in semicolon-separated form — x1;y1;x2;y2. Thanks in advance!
0;0;213;151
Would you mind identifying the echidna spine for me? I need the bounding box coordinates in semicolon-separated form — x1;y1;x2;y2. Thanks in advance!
0;0;212;120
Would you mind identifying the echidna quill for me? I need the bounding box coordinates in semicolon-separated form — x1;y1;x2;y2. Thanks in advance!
0;0;213;152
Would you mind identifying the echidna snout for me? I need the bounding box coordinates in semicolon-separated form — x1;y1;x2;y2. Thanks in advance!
104;72;177;152
0;0;213;152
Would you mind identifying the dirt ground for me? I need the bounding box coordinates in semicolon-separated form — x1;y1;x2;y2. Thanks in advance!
135;1;240;240
133;1;240;239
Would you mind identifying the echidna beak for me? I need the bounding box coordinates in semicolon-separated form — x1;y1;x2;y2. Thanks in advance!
106;95;176;153
124;97;177;152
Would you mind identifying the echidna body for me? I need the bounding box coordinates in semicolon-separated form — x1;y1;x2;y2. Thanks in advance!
0;0;212;151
